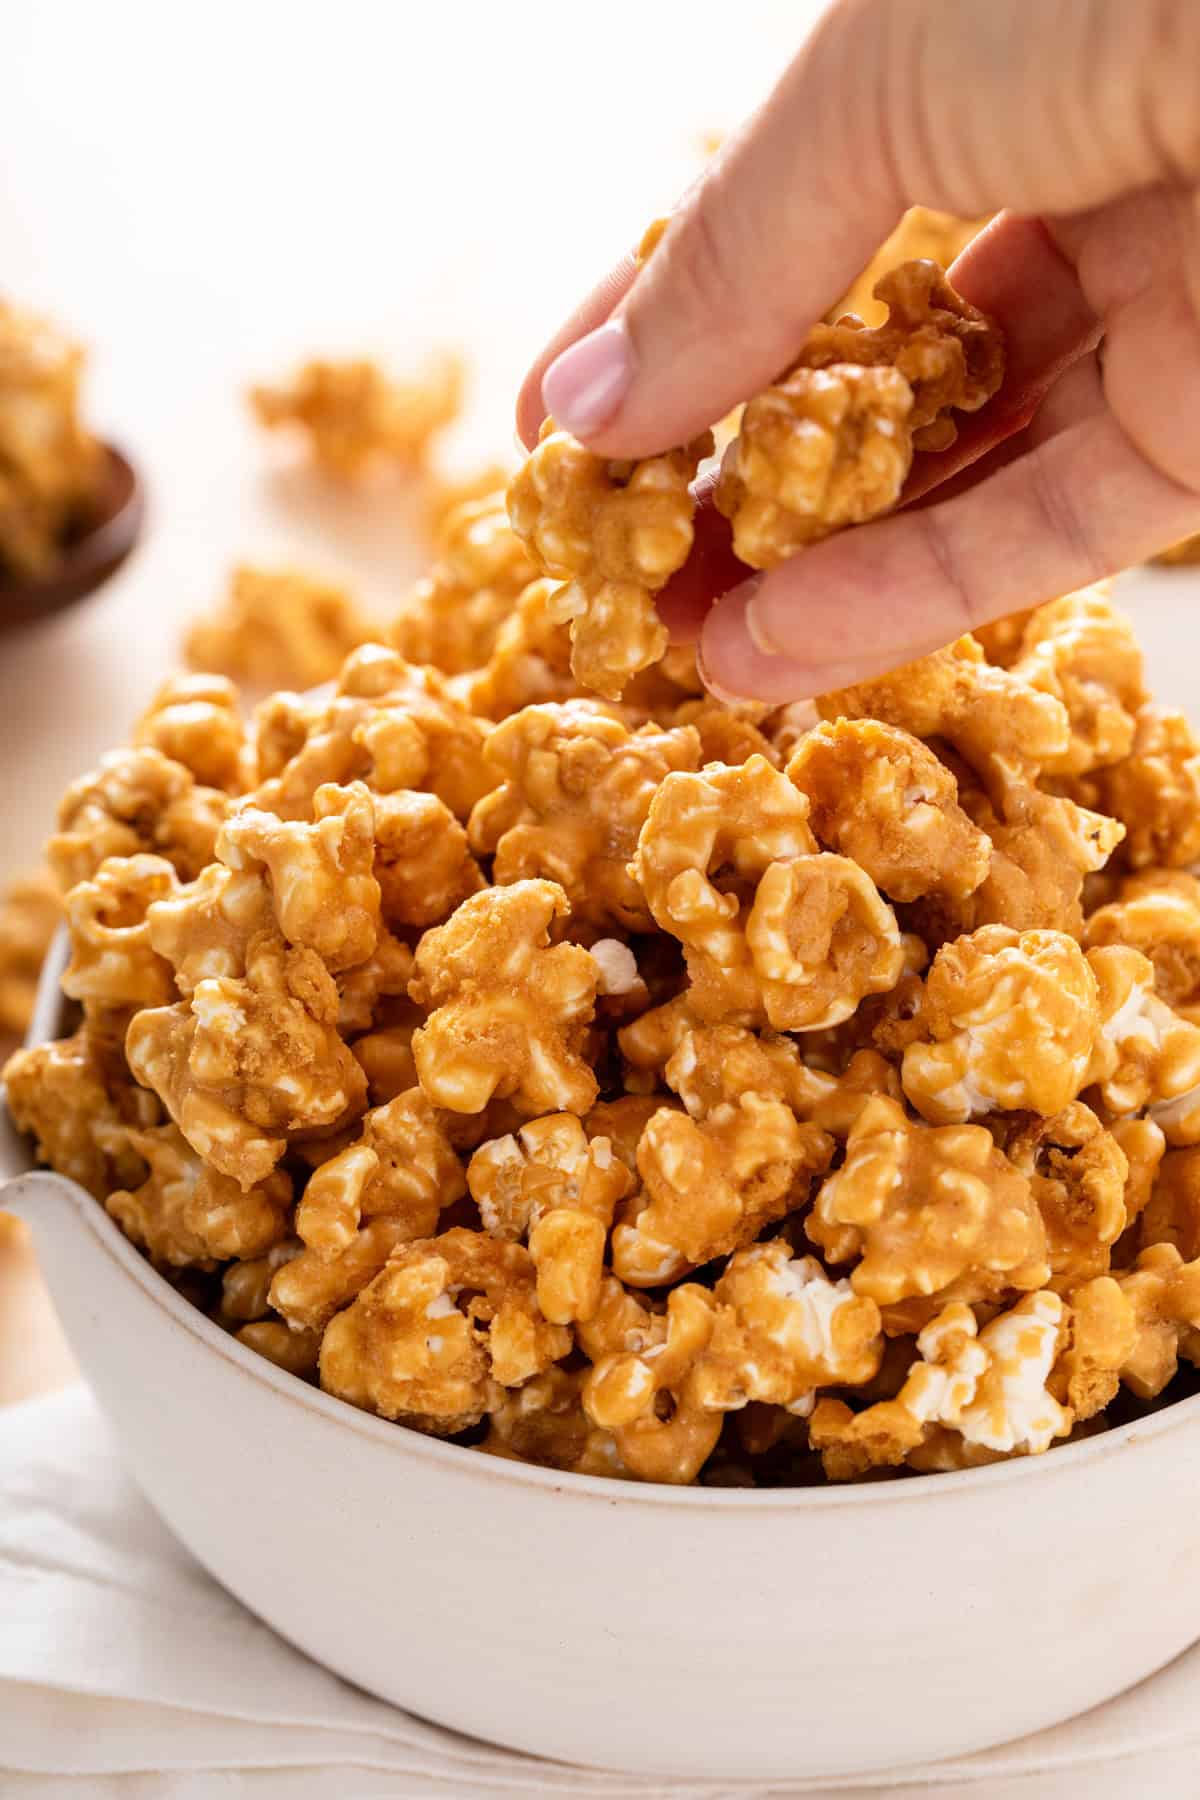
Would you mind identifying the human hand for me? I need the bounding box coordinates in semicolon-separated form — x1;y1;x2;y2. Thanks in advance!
516;0;1200;701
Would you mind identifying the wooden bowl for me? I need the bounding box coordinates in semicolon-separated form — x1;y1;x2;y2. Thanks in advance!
0;443;145;633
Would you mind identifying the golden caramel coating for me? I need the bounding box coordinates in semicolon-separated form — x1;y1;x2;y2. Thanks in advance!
143;862;273;999
49;747;230;888
235;1320;321;1379
336;932;416;1037
1000;1104;1128;1289
1113;1115;1167;1231
1140;1147;1200;1259
953;776;1124;937
481;1368;626;1477
409;881;598;1116
372;789;484;931
1087;945;1200;1144
579;1281;723;1484
819;635;1069;782
218;1239;302;1322
133;674;248;793
832;209;990;323
104;1122;292;1267
1115;1243;1200;1398
901;926;1100;1124
469;702;700;932
217;782;381;972
125;931;367;1189
1049;1275;1137;1422
669;696;777;767
787;718;991;903
810;1292;1070;1479
717;262;1003;567
507;421;712;699
659;1021;898;1142
1093;707;1200;869
61;855;178;1014
1084;880;1200;1010
468;1113;632;1323
250;352;462;477
253;643;494;824
633;755;902;1028
268;1218;414;1334
808;1095;1049;1315
458;577;580;721
319;1228;571;1432
1010;588;1145;777
390;490;536;676
0;868;60;1041
351;1020;420;1103
0;297;103;579
185;566;373;692
2;1026;158;1198
294;1086;464;1255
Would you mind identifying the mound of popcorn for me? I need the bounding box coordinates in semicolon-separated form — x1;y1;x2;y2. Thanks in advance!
10;250;1200;1490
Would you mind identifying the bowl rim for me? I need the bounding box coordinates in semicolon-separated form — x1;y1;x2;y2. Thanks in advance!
12;939;1200;1512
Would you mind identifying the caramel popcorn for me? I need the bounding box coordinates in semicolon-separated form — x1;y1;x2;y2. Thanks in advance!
250;352;462;478
900;926;1100;1124
185;565;373;693
717;261;1003;567
634;755;903;1028
0;297;104;580
391;491;536;677
1115;1243;1200;1398
1091;707;1200;869
105;1122;292;1267
1083;878;1200;1011
1000;1104;1128;1288
832;208;990;324
3;1026;157;1198
0;868;60;1043
1010;587;1145;777
61;854;178;1014
294;1086;463;1255
319;1228;571;1432
507;423;712;699
49;748;230;888
787;718;991;903
133;674;248;793
1087;945;1200;1143
459;577;580;722
409;880;599;1116
469;702;700;931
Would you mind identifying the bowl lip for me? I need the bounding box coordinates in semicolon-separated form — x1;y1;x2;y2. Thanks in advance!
11;941;1200;1513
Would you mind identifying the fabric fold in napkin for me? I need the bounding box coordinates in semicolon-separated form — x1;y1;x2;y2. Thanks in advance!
1;1385;1198;1800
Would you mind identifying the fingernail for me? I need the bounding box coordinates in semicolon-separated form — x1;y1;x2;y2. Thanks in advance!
700;579;819;704
541;320;633;440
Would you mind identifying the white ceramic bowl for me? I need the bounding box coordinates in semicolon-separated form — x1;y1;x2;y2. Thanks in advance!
5;945;1200;1783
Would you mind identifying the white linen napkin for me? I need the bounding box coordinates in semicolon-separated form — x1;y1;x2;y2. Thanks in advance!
1;1385;1197;1800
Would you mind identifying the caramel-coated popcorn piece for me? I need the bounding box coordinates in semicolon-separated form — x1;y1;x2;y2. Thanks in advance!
49;748;230;888
808;1095;1049;1315
235;1320;322;1379
3;1026;157;1198
269;1217;414;1334
810;1292;1070;1479
832;209;990;323
579;1280;723;1484
788;718;991;903
294;1086;464;1254
185;566;373;692
409;880;599;1116
319;1227;571;1433
1049;1275;1137;1422
133;674;248;793
1001;1104;1129;1289
468;1113;632;1323
469;701;701;932
372;789;484;931
901;926;1100;1124
1087;945;1200;1143
717;262;1003;567
1093;707;1200;869
217;782;381;972
105;1122;292;1266
508;421;712;699
1010;587;1145;777
1140;1146;1200;1259
250;352;462;477
633;755;902;1028
0;868;60;1041
126;930;367;1188
459;577;580;721
481;1367;626;1477
391;490;536;676
1083;880;1200;1010
954;775;1124;937
0;297;103;580
143;861;274;998
61;854;178;1014
336;931;416;1037
1115;1243;1200;1398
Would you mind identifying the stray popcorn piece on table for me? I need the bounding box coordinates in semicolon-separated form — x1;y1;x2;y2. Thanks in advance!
809;1291;1071;1479
409;880;599;1117
125;930;367;1189
468;701;701;932
185;565;373;692
716;261;1003;568
468;1112;632;1323
391;490;535;677
48;747;230;888
807;1094;1049;1317
3;1026;158;1198
900;926;1100;1124
0;296;104;580
507;422;713;700
787;717;991;903
133;673;248;794
1009;587;1146;778
249;352;462;478
319;1227;571;1433
633;754;903;1028
0;868;60;1042
104;1121;292;1267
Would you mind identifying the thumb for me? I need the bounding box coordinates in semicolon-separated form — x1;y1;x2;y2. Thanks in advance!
538;0;1200;459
